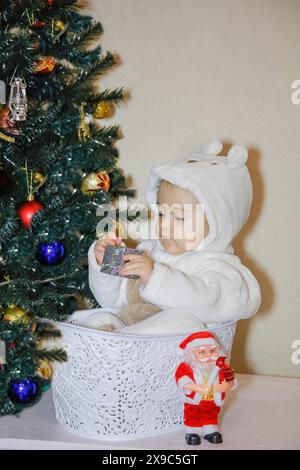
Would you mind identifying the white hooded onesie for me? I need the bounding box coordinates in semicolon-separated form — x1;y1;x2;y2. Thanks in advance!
73;140;261;335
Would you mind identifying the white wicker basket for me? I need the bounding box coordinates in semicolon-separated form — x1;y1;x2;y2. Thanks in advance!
50;315;237;441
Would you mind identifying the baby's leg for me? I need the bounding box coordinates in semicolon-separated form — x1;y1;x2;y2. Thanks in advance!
117;309;206;335
69;308;125;331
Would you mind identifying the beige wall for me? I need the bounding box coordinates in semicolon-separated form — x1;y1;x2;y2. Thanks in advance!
84;0;300;377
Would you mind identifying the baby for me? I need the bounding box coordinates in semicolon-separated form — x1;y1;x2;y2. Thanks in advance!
73;140;261;335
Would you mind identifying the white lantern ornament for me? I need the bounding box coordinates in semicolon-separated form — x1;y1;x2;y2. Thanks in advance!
8;77;27;121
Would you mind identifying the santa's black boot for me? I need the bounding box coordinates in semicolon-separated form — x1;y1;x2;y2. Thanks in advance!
185;433;201;445
203;431;223;444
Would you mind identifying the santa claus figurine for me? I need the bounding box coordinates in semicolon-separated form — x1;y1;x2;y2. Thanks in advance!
175;331;236;445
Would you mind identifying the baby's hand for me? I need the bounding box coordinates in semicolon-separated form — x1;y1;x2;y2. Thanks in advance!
94;231;124;265
120;252;154;286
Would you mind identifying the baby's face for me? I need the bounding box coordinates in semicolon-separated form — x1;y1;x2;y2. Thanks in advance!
157;181;208;255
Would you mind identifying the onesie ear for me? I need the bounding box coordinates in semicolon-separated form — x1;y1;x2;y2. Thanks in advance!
200;140;223;155
227;145;248;169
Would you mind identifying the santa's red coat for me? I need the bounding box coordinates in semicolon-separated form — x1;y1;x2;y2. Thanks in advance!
175;361;229;428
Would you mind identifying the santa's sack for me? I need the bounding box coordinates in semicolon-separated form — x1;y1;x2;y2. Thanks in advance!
50;317;237;441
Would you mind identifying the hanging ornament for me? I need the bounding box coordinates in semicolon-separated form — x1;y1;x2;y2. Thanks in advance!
33;56;56;75
36;359;53;392
51;19;68;42
54;19;66;31
17;161;44;229
32;170;47;194
18;199;43;229
2;304;31;324
8;77;27;122
77;102;91;142
81;171;110;196
36;240;66;265
36;360;53;381
8;378;39;404
30;20;46;30
93;101;114;119
33;171;46;186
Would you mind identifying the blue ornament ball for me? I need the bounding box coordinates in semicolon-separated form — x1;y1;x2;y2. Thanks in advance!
36;240;66;265
8;378;39;404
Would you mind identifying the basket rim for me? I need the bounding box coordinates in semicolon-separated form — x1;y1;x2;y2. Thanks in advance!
42;317;237;343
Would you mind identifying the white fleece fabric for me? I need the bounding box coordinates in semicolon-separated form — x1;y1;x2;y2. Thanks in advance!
82;140;261;335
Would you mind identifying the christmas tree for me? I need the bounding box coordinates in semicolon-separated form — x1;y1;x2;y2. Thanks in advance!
0;0;134;415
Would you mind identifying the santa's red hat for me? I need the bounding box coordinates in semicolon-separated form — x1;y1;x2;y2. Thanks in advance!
178;331;218;356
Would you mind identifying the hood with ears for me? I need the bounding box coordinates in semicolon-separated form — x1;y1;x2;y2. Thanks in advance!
145;140;253;254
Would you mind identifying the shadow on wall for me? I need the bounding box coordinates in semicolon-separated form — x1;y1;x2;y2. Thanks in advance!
227;142;274;374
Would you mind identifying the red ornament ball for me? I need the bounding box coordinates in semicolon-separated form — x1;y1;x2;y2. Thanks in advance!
30;20;46;30
17;200;43;229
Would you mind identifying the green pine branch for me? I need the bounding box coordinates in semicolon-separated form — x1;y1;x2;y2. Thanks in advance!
35;347;67;363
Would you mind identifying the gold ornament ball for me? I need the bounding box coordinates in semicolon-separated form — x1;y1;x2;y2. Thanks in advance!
93;101;113;119
81;171;110;196
2;305;31;324
36;360;53;381
33;171;45;185
54;20;65;31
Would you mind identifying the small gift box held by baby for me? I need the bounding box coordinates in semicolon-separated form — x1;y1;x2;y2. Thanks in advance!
72;140;261;335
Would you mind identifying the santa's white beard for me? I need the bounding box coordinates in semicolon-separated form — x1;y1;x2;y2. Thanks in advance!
189;359;215;374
